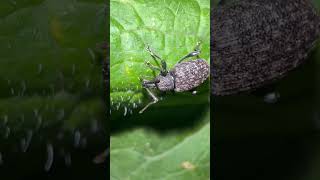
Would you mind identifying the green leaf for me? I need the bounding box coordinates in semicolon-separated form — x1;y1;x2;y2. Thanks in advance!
111;0;210;179
110;0;210;113
111;111;210;180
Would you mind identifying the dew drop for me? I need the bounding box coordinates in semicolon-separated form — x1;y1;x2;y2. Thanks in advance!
38;64;43;74
87;48;96;63
10;88;14;95
21;130;33;152
3;115;8;125
33;108;39;117
4;127;10;139
74;130;81;148
123;107;127;116
263;92;280;104
44;143;54;172
85;79;90;88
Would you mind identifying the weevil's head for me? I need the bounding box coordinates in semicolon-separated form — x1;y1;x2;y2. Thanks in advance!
142;73;175;91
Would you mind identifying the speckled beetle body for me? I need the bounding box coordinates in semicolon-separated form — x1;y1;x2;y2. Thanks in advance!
212;0;320;96
140;42;209;113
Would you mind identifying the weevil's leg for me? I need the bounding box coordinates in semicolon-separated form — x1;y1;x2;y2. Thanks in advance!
139;87;159;114
146;45;168;73
145;61;162;72
178;41;202;63
178;51;200;63
146;45;162;61
192;90;197;95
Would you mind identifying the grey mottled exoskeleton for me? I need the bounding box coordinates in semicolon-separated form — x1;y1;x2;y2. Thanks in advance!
212;0;320;96
139;42;209;113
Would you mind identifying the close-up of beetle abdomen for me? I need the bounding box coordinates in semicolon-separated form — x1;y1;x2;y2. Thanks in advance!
211;0;320;95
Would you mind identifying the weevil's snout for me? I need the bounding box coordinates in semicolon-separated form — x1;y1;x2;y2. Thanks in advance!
141;79;159;88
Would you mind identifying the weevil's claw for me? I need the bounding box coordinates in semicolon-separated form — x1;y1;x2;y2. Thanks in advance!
145;44;151;52
194;41;202;52
145;61;151;66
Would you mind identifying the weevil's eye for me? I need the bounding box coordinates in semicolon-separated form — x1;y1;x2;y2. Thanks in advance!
154;78;160;84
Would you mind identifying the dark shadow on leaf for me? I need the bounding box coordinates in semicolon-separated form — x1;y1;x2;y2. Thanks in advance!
110;81;209;135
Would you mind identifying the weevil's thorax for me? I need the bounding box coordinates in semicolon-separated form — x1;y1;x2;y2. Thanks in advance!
155;73;175;91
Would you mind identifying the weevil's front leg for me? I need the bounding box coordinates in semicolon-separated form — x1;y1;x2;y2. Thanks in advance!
146;45;168;74
139;87;159;114
145;61;162;72
178;41;202;63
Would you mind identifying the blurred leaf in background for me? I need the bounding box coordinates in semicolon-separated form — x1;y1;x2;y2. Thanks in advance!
0;0;107;178
110;0;210;179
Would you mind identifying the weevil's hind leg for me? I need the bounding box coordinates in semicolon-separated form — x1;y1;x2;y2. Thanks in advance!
178;41;202;63
139;88;159;114
146;45;168;73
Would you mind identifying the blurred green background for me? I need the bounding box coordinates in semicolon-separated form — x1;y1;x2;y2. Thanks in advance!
0;0;107;179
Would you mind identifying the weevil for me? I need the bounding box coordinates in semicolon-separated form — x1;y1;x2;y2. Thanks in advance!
139;42;209;113
212;0;320;96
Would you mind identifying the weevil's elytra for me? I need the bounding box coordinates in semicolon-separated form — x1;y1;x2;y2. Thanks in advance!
140;42;209;113
211;0;320;96
173;59;210;92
